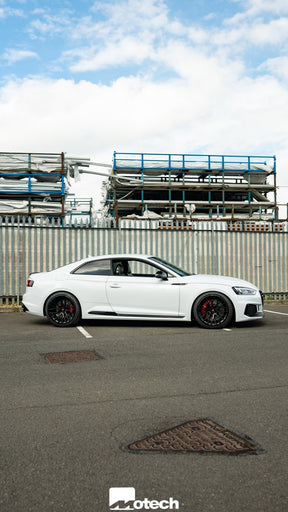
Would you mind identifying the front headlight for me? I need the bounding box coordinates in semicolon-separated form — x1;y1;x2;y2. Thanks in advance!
232;286;257;295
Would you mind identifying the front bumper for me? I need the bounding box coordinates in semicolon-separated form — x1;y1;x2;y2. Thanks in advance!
243;289;264;318
234;291;264;323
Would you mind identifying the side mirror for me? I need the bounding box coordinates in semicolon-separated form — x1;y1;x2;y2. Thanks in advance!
155;270;168;280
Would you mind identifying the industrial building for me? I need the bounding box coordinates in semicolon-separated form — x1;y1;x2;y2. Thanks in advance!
103;152;277;221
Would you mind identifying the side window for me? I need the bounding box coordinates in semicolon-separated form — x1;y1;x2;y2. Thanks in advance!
128;260;159;277
112;260;131;276
73;259;111;275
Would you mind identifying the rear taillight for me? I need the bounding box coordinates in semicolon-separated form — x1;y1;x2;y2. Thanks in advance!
27;279;34;287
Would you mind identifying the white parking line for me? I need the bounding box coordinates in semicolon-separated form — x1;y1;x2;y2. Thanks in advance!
77;326;93;338
264;309;288;317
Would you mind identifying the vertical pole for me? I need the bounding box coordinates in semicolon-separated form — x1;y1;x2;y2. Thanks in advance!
28;153;32;215
0;217;2;305
182;190;185;217
274;171;277;219
61;152;65;221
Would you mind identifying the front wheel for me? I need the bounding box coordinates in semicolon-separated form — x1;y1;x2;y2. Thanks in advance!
45;292;81;327
192;292;234;329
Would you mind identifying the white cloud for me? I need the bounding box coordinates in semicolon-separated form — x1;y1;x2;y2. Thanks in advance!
225;0;288;24
249;17;288;45
242;0;288;17
91;0;169;30
212;17;288;48
28;0;168;43
0;6;22;18
60;0;170;71
3;48;39;65
19;0;288;80
67;37;154;72
28;12;73;39
260;56;288;81
155;41;244;81
187;26;208;45
47;0;288;80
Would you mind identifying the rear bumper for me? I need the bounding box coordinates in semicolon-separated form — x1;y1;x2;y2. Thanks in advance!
21;293;44;316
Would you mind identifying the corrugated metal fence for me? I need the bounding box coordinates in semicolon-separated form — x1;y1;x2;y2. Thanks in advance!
1;217;288;304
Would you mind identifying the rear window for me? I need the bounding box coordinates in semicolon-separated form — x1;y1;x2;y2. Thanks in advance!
72;259;111;275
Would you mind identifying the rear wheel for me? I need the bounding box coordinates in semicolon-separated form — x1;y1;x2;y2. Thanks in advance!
193;292;233;329
45;292;81;327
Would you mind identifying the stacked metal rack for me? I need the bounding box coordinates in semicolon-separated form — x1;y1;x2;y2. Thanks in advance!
66;197;93;225
0;152;67;217
0;152;93;220
104;152;277;220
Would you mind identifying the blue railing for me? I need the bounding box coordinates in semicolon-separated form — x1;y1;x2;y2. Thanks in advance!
113;152;276;173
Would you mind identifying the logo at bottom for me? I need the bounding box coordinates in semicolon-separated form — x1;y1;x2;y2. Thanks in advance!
109;487;180;510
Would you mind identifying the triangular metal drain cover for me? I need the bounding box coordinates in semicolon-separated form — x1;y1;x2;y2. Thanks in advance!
128;419;260;454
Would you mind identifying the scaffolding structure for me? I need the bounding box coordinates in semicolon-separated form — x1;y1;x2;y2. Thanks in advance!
0;152;92;220
103;152;277;221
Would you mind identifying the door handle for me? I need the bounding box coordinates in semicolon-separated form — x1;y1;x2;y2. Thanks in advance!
110;283;121;288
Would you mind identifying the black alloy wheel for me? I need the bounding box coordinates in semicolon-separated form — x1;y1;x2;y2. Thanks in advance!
45;292;81;327
193;292;233;329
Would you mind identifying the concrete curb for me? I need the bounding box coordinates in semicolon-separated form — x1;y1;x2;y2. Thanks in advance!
0;306;22;313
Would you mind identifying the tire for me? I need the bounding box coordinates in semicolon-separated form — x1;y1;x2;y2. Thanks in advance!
192;292;234;329
45;292;81;327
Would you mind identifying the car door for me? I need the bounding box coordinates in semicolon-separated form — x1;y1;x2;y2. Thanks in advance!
106;258;181;318
68;258;114;315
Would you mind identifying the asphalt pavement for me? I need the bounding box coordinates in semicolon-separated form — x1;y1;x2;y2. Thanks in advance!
0;306;288;512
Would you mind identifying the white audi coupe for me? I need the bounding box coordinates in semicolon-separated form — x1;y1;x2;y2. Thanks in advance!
22;254;264;329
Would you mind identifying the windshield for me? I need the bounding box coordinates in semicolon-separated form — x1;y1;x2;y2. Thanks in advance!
149;257;190;276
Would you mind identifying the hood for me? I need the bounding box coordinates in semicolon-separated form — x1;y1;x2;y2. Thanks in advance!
183;274;259;289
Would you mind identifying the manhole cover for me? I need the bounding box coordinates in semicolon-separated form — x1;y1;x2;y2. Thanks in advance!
128;419;260;454
43;350;100;364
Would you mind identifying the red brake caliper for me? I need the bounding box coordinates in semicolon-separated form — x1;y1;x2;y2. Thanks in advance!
69;304;74;314
201;300;210;318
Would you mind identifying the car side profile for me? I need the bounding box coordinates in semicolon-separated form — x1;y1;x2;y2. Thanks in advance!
22;254;264;329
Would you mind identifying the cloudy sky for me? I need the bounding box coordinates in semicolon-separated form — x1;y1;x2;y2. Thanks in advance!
0;0;288;212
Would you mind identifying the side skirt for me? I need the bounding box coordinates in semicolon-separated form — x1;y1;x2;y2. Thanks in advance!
88;311;185;319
